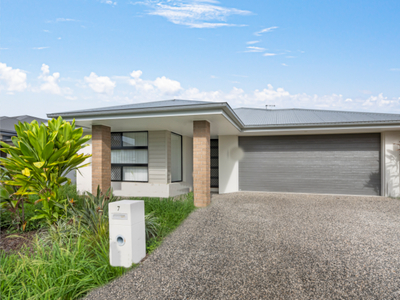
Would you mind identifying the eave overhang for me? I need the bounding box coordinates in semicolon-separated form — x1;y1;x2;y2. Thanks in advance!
47;103;400;133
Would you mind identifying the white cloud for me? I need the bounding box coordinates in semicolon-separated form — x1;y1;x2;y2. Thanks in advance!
282;63;288;66
390;68;400;72
154;76;182;94
102;0;117;5
246;40;260;45
138;0;251;28
130;70;142;79
128;70;181;94
38;64;62;94
55;18;78;22
263;53;276;56
254;26;278;36
33;47;49;50
8;65;398;115
84;72;116;95
245;46;265;52
110;71;400;113
176;85;400;113
362;93;400;108
0;62;27;92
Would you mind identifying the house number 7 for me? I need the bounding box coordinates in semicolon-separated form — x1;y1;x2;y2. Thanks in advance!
117;206;120;211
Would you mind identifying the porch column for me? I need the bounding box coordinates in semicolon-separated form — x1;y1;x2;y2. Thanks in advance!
92;125;111;193
193;120;210;207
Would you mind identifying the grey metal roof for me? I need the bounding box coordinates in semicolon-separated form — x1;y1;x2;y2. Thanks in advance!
0;115;47;133
48;99;215;116
233;108;400;127
46;99;400;130
0;115;47;142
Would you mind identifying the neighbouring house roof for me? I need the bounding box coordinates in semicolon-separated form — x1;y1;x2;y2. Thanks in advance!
47;99;400;130
0;115;47;142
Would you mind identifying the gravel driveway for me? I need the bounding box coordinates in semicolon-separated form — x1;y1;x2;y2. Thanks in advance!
86;192;400;299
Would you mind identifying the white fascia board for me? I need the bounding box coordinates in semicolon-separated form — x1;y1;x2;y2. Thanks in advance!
241;124;400;135
68;108;243;132
69;109;222;122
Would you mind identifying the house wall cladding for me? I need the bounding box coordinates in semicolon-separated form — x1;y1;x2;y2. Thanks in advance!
148;131;171;184
239;133;381;196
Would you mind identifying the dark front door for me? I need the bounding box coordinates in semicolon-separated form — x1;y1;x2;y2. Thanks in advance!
210;139;219;188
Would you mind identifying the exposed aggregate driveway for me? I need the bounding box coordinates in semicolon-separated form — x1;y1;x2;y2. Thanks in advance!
86;193;400;299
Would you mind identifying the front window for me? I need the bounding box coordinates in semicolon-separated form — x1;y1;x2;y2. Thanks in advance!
111;132;148;182
171;133;182;182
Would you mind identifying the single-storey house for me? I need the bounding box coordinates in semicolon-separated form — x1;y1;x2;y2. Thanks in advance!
47;99;400;207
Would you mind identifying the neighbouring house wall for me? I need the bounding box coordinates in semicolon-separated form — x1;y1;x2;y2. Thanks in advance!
218;136;239;194
76;139;92;194
383;131;400;197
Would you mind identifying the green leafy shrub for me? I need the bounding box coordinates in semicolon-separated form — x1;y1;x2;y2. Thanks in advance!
0;202;43;232
144;212;160;240
67;186;115;239
0;117;91;226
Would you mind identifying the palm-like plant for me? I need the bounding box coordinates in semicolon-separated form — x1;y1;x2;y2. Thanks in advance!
0;117;91;225
67;186;115;238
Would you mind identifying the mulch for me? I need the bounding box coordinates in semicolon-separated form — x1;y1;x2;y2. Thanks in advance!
0;229;38;254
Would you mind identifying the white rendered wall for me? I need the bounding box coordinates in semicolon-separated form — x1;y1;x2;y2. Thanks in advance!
76;139;92;194
382;131;400;197
112;182;170;198
218;136;239;194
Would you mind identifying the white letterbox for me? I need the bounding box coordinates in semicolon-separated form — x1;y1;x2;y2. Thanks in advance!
109;200;146;268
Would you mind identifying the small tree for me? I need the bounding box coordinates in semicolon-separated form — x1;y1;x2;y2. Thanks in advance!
0;117;91;225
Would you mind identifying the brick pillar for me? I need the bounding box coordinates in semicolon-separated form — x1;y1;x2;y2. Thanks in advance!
193;121;210;207
92;125;111;193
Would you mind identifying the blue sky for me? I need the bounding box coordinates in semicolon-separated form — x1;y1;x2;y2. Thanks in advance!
1;0;399;118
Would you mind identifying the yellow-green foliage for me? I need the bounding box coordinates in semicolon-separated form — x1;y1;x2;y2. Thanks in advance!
0;117;91;225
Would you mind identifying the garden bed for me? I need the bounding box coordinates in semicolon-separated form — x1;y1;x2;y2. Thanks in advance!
0;229;37;254
0;190;196;300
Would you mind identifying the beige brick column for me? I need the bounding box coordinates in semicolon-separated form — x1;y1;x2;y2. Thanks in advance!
193;121;210;207
92;125;111;193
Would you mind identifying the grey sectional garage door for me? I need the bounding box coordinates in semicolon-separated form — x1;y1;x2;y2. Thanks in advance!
239;133;381;195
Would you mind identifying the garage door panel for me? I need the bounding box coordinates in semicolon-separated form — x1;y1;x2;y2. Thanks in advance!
239;133;381;195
